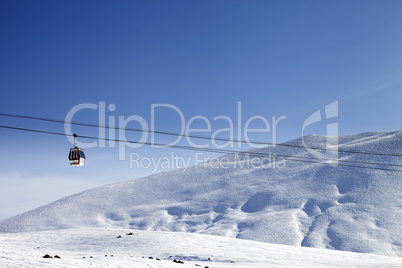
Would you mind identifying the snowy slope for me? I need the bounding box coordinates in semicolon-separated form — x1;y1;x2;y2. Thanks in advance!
1;131;401;257
1;228;401;268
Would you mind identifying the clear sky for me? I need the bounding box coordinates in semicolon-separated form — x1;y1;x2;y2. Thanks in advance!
1;0;401;220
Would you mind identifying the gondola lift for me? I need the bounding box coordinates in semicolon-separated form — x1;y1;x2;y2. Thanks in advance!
68;133;86;167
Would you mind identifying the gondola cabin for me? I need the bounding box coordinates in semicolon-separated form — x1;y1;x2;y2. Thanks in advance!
68;147;86;166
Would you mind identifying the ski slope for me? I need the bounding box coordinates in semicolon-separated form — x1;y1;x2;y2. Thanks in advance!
0;228;401;268
1;131;401;258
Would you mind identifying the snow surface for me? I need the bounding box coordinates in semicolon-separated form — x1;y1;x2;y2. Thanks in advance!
0;228;401;268
0;131;401;259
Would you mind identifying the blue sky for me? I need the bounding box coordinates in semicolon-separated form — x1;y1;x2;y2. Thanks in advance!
1;0;402;220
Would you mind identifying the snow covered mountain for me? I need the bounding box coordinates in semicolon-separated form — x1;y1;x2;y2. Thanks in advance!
1;131;401;257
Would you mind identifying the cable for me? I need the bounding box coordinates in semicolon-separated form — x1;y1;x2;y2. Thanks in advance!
1;121;395;168
1;124;401;172
0;112;401;157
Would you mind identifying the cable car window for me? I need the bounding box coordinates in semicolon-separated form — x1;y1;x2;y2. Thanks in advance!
80;150;85;158
70;149;78;160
